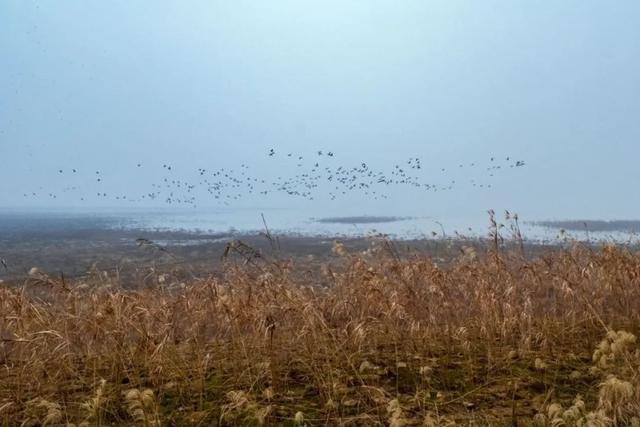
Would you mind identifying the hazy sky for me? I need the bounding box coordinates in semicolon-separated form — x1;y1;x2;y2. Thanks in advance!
1;1;639;221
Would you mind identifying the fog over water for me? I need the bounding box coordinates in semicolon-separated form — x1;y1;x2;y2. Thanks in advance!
2;208;639;245
2;1;640;234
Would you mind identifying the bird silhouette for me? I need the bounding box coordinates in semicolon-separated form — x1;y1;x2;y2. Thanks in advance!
35;150;525;207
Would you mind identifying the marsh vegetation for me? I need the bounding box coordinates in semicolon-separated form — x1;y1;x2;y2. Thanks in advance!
1;235;640;426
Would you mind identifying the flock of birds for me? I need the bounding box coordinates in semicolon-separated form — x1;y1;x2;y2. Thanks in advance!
22;150;526;207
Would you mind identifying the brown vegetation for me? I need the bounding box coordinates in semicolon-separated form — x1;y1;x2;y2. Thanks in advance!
1;239;640;426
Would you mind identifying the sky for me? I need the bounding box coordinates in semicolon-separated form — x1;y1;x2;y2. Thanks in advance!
1;1;639;222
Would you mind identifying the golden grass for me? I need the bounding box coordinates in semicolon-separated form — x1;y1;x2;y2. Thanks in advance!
1;241;640;426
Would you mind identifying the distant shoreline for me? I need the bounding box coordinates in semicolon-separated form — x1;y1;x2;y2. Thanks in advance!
314;215;414;224
530;220;640;233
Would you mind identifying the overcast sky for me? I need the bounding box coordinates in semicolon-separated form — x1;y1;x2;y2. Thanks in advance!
1;1;639;221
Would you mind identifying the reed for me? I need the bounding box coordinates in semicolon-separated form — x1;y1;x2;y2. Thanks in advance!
1;240;640;425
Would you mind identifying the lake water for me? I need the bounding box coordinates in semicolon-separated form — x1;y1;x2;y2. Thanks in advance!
1;207;637;244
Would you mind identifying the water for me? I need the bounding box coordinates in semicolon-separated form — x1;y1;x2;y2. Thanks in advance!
1;207;637;244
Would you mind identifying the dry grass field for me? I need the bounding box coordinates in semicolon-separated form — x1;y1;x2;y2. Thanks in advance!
1;237;640;426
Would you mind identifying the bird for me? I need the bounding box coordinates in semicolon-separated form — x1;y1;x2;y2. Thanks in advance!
41;149;525;207
0;258;7;271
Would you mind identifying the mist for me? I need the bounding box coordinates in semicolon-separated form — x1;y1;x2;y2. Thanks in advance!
2;1;640;222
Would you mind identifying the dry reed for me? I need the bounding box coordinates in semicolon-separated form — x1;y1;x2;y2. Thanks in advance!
1;240;640;425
